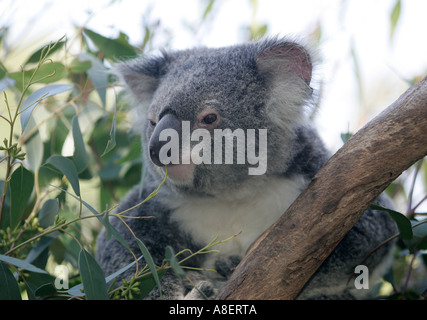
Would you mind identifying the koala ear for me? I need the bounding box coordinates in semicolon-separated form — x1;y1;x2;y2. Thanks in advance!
256;39;313;85
115;51;171;102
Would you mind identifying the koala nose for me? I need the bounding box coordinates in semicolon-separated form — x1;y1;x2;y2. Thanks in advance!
149;113;181;167
149;143;164;167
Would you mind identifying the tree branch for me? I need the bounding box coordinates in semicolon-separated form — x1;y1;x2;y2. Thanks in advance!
217;76;427;300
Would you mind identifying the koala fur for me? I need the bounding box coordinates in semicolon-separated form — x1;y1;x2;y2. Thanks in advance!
96;37;397;299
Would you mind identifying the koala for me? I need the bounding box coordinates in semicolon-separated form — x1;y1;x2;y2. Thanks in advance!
96;37;397;299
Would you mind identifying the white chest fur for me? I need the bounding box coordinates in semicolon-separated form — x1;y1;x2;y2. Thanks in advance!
169;175;308;266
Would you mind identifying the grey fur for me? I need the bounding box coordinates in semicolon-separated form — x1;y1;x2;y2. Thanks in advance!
96;37;397;299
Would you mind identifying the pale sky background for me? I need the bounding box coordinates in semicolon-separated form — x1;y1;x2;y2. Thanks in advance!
1;0;427;152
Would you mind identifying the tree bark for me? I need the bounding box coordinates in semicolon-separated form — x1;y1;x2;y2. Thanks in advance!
216;76;427;300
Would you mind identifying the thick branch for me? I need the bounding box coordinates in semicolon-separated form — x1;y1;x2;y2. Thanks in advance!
217;76;427;300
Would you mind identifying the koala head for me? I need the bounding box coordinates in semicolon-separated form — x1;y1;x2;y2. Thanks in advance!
116;37;315;196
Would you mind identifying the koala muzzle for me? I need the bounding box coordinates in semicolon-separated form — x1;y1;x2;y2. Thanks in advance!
149;113;182;167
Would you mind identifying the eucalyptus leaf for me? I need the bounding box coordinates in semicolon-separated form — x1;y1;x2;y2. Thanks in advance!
403;221;427;252
9;62;67;89
165;246;186;277
0;262;21;300
9;166;34;229
72;116;88;173
370;204;413;240
45;155;80;197
25;40;66;65
68;256;143;297
78;53;108;107
38;199;59;228
135;238;162;297
20;83;73;133
78;249;108;300
101;103;117;156
0;254;48;274
390;0;401;39
25;236;56;264
83;28;137;60
69;59;92;74
23;116;43;172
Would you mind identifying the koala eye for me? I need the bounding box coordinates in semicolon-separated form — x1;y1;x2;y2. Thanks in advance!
202;113;217;125
197;109;220;129
149;119;157;128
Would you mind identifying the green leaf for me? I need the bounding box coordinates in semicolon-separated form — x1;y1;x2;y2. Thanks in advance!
202;0;215;20
135;238;162;297
25;40;66;65
20;83;73;133
25;236;56;264
83;28;137;60
78;53;108;107
69;59;92;74
72;116;88;173
137;269;167;299
403;220;427;252
23;116;43;172
68;256;143;297
45;155;80;196
101;104;117;157
0;254;48;274
165;246;186;277
9;166;34;229
48;184;133;254
390;0;401;39
340;132;353;144
370;204;413;240
78;249;108;300
9;62;67;89
101;209;131;251
38;199;59;228
0;262;21;300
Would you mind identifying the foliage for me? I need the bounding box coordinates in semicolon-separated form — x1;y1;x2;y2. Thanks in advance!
0;27;228;300
0;0;426;300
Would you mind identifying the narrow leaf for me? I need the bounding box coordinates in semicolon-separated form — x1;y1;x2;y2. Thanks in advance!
45;155;80;196
78;53;108;107
20;84;73;132
390;0;401;39
38;199;59;228
165;246;186;277
135;238;162;297
24;116;43;172
101;103;116;156
370;204;413;240
78;249;108;300
72;116;88;173
137;269;167;299
25;236;56;264
0;262;22;300
0;254;48;274
101;208;131;251
83;28;137;60
9;166;34;228
25;40;66;65
48;184;132;253
9;62;68;89
68;256;143;297
403;220;427;252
